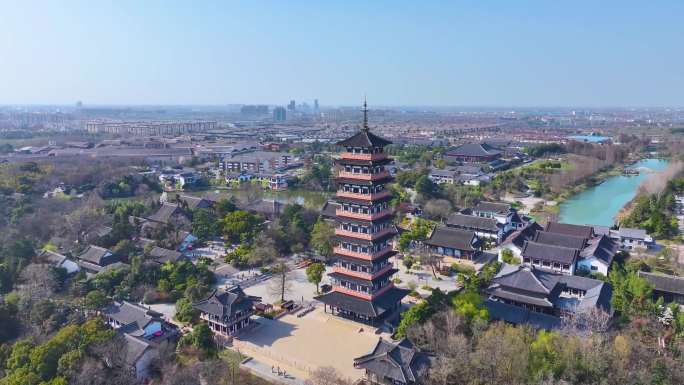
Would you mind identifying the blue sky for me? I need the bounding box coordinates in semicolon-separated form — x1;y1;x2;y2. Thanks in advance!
1;1;683;107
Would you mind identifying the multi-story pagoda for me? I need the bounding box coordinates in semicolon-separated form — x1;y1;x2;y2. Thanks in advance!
317;100;408;324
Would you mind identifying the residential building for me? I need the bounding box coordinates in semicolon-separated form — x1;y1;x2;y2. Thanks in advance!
102;301;179;379
273;106;287;122
498;222;544;260
148;246;185;264
193;286;256;339
354;338;432;385
37;250;80;274
74;245;119;274
221;151;297;173
638;272;684;305
316;102;408;324
485;264;613;330
446;213;504;242
615;227;652;250
423;226;482;263
521;241;579;275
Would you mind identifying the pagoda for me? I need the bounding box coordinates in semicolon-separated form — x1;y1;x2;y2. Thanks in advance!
316;100;408;324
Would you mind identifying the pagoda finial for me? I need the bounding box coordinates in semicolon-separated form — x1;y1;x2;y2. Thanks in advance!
362;95;369;131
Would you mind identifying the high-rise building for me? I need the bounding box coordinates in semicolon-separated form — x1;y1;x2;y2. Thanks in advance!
314;99;319;111
316;100;408;324
273;106;287;122
287;100;296;111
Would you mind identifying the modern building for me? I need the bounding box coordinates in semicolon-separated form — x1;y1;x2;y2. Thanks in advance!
316;101;408;324
273;106;287;122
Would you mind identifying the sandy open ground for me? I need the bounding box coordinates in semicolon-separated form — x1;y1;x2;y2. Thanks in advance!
233;308;385;381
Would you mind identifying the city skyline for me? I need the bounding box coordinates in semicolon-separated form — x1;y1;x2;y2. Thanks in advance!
2;1;684;107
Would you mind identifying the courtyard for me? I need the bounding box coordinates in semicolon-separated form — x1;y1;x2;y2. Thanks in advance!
233;307;386;381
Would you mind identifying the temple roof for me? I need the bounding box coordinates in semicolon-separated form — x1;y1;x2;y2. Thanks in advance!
337;130;392;148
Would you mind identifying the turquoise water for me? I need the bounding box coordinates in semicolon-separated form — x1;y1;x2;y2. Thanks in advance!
568;135;611;143
558;159;669;226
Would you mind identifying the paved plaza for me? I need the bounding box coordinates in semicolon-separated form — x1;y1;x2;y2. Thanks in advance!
234;307;385;381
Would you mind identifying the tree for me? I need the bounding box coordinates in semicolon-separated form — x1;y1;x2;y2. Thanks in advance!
452;290;488;324
191;208;217;241
305;366;350;385
500;249;520;265
179;323;215;358
85;290;107;310
175;297;198;323
306;263;325;294
269;261;292;303
310;219;334;258
423;199;452;221
395;300;434;338
215;198;236;217
246;233;278;267
415;175;436;197
221;210;262;244
402;255;415;271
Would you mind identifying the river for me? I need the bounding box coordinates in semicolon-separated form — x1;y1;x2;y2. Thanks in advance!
558;158;669;226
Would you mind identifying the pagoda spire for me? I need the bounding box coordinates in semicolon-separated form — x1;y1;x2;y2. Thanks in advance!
362;96;369;131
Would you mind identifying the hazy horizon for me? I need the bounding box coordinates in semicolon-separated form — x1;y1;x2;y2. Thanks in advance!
2;1;683;107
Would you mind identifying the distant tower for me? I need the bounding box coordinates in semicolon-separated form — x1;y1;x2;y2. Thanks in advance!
273;107;287;122
288;100;296;111
316;99;408;324
314;99;319;111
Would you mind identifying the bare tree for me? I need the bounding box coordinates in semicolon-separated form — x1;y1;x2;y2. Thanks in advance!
560;306;612;337
305;366;351;385
269;261;293;303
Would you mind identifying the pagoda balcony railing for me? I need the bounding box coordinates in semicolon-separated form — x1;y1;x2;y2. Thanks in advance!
332;264;394;281
340;152;388;161
335;208;393;221
332;283;395;301
338;170;391;181
335;227;395;241
334;246;394;260
336;190;392;201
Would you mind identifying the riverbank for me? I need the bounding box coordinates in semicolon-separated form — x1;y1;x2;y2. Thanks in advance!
558;159;670;226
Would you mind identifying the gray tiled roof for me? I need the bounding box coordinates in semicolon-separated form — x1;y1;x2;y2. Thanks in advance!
580;235;618;265
354;338;432;385
489;264;612;320
103;301;163;331
618;227;648;240
503;222;544;248
149;246;184;264
315;287;409;317
424;226;479;251
473;201;511;214
446;213;500;232
193;286;254;319
522;241;579;265
447;143;502;157
545;222;594;238
76;245;113;265
336;130;392;148
534;231;587;249
638;271;684;296
147;202;183;224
